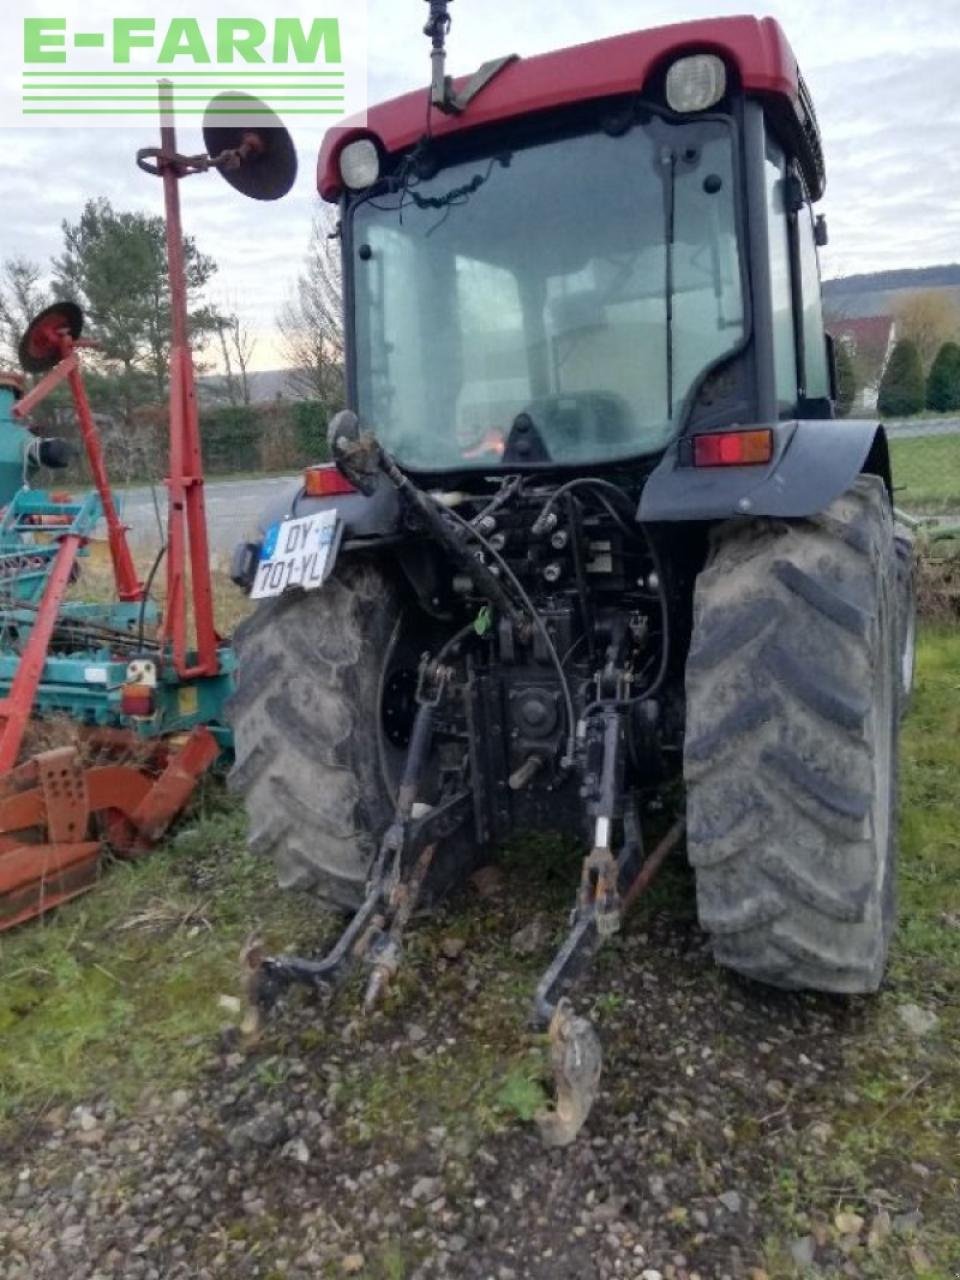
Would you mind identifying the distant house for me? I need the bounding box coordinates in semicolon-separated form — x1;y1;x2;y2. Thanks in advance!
828;315;896;411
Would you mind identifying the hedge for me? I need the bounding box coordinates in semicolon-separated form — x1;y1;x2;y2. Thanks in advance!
926;341;960;413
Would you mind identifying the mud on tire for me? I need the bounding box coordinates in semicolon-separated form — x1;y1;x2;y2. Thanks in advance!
684;475;900;994
226;561;399;910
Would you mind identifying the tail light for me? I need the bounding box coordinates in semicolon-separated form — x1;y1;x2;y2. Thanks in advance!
121;685;155;717
304;464;357;498
122;657;157;718
691;429;774;468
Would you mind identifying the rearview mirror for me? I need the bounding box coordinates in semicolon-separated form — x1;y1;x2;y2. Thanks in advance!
327;410;381;496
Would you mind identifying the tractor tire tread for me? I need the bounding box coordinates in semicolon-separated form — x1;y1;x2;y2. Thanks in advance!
226;560;398;909
684;475;899;994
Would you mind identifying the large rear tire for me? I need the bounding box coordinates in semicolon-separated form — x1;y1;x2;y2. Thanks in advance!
684;476;899;994
226;561;400;910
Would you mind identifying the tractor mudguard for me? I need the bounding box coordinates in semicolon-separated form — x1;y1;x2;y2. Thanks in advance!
638;419;890;522
253;474;402;542
231;474;403;592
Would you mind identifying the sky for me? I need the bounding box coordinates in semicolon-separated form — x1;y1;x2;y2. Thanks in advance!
0;0;958;371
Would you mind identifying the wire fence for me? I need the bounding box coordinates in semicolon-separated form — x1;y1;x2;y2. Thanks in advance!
889;419;960;621
888;418;960;537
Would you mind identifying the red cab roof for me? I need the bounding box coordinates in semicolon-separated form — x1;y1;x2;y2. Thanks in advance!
319;15;818;202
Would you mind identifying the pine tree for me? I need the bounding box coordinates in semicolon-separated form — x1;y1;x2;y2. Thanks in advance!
878;339;925;417
925;341;960;412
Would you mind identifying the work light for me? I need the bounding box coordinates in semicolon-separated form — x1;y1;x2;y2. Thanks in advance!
339;139;381;190
665;55;727;113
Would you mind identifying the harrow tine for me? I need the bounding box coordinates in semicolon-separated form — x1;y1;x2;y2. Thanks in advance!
535;999;604;1148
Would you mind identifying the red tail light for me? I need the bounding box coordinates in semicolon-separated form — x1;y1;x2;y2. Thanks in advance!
692;429;774;468
121;685;155;717
304;464;357;498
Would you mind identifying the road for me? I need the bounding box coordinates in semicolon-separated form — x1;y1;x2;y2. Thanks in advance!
115;473;299;559
886;417;960;438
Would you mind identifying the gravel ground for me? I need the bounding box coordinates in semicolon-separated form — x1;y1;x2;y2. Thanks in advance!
1;849;954;1280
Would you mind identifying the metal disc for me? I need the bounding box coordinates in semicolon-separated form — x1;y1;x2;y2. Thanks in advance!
19;302;84;374
202;95;298;201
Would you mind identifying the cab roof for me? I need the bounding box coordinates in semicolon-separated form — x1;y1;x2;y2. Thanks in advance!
318;15;824;202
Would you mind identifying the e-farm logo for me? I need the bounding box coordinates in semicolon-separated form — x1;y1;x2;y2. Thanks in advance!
14;10;358;124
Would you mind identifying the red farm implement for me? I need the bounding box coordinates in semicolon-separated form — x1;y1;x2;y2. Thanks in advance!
0;84;294;928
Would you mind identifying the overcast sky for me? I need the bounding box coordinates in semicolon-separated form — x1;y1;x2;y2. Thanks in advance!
1;0;958;370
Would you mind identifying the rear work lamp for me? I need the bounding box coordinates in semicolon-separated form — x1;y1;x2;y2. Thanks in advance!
665;55;727;113
339;139;381;191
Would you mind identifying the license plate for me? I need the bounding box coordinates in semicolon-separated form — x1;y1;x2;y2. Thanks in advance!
251;510;344;601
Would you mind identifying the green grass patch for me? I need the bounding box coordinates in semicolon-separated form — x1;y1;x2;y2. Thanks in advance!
890;434;960;513
898;627;960;976
0;785;321;1126
762;627;960;1277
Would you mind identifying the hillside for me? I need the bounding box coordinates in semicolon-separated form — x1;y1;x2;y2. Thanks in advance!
823;264;960;321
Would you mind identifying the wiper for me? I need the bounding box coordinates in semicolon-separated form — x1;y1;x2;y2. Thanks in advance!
661;145;677;419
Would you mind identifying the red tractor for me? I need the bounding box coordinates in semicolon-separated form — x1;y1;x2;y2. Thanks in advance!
228;8;915;1141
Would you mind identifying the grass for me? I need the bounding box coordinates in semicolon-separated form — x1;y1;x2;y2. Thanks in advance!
890;435;960;513
897;629;960;973
0;788;321;1123
761;627;960;1277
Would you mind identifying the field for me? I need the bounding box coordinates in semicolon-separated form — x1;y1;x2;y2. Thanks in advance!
0;629;957;1279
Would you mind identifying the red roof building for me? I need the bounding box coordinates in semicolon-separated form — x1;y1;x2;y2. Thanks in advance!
828;315;897;410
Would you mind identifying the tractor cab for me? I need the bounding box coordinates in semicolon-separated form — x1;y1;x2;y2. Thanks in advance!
232;10;911;1141
319;15;833;478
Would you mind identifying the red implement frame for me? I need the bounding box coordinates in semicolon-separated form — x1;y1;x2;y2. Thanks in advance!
0;535;82;772
0;87;228;928
13;344;143;603
155;85;219;680
1;325;144;774
0;728;219;930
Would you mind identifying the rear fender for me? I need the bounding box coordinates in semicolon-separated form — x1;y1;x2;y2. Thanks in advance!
253;475;402;541
230;475;403;592
638;419;891;522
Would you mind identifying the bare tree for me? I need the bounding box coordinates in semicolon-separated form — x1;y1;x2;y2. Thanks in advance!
276;210;344;402
0;258;47;367
213;311;258;406
215;314;239;406
229;314;256;405
895;290;960;371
